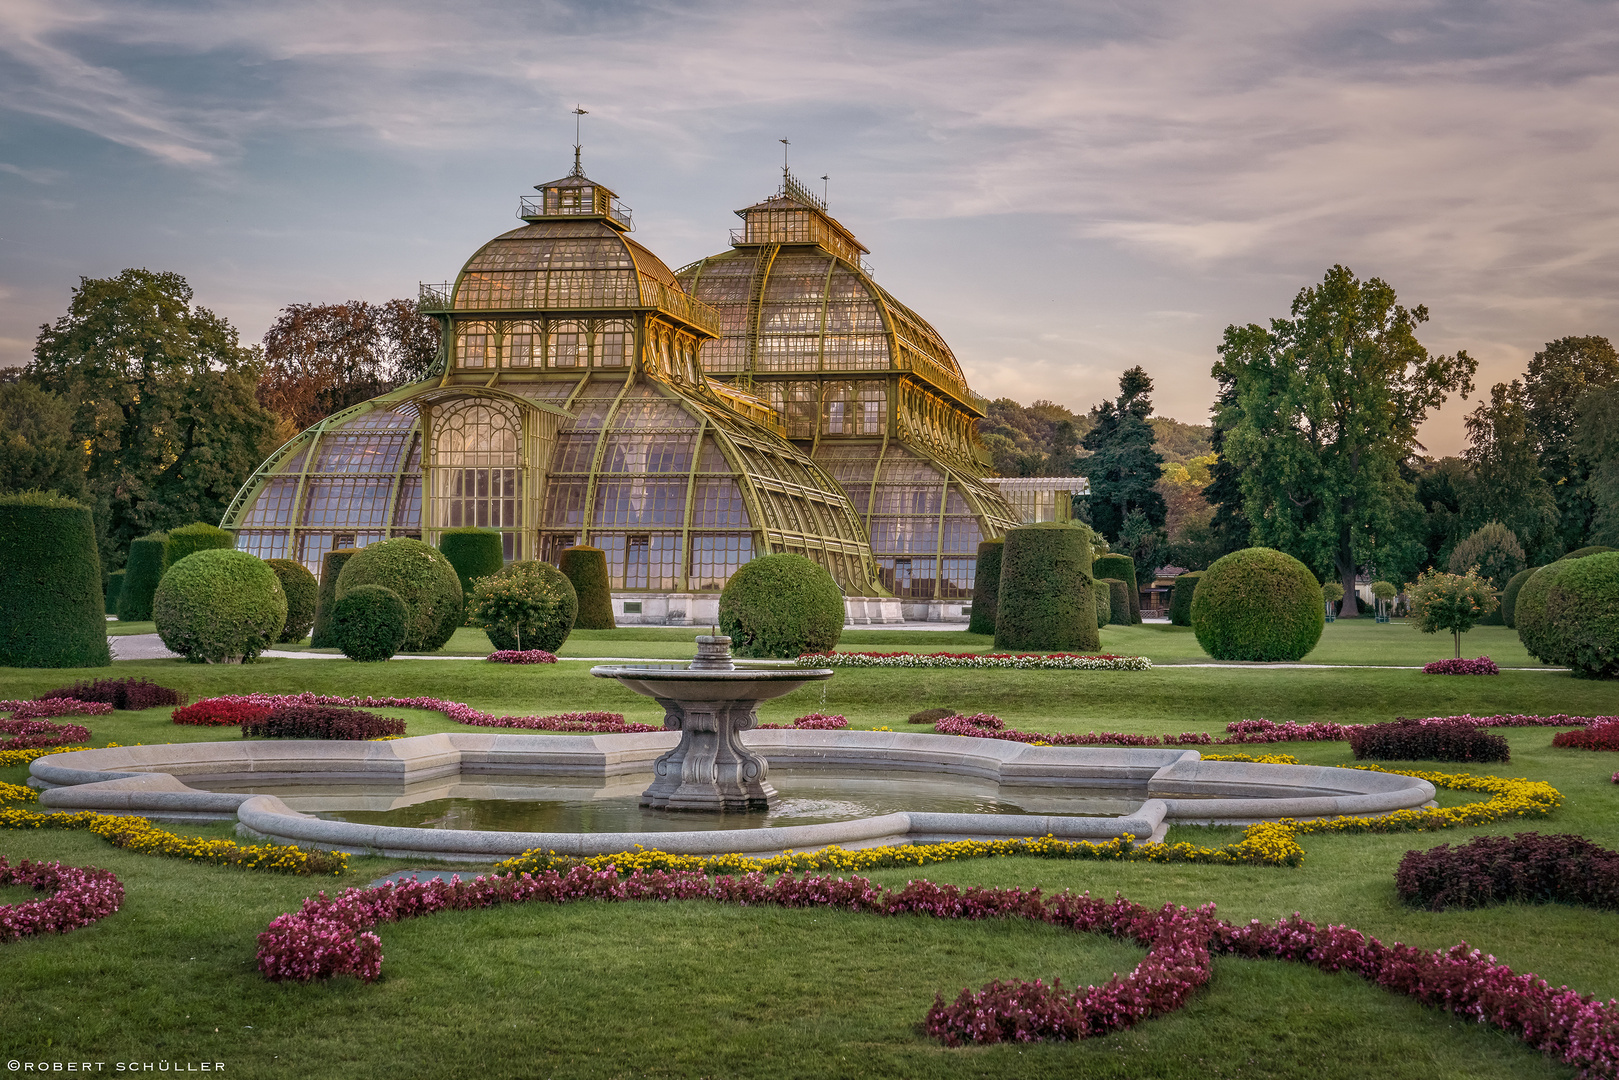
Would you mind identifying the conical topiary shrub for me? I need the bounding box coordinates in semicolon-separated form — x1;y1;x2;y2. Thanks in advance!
559;545;615;629
967;538;1004;635
266;558;320;643
310;548;363;648
1102;578;1131;625
1092;554;1140;624
117;532;168;622
0;492;112;668
105;569;125;615
1168;570;1203;627
335;537;463;652
994;522;1099;652
165;522;235;567
1093;581;1111;628
438;527;505;623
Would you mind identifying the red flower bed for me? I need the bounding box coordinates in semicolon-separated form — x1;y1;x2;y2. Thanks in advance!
1554;720;1619;752
0;717;94;753
1422;656;1500;675
758;713;849;730
242;706;406;741
933;713;1209;747
486;650;558;664
1395;833;1619;912
0;856;124;942
172;700;273;727
37;677;184;710
1348;719;1511;763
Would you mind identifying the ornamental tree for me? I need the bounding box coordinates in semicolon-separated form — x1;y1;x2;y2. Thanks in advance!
1407;567;1497;658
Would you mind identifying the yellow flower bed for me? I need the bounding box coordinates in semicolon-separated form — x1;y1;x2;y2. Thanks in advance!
0;780;38;804
0;744;96;769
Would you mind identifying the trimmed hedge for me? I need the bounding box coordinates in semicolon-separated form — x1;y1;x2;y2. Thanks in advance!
1396;833;1619;912
993;522;1099;652
559;546;615;629
116;532;168;622
719;553;844;659
469;560;578;652
1560;545;1618;561
105;569;124;615
310;548;362;648
335;538;463;652
152;549;288;663
164;522;235;567
1501;567;1537;629
331;585;408;662
1091;554;1140;623
1101;578;1131;626
1093;580;1111;628
1168;571;1202;626
438;528;505;622
1515;561;1575;664
1540;551;1619;678
265;558;319;643
0;492;112;668
967;538;1004;635
1347;719;1511;763
1190;547;1324;662
242;705;405;740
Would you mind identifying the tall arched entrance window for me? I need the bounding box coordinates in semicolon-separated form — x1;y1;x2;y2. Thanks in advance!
428;398;525;560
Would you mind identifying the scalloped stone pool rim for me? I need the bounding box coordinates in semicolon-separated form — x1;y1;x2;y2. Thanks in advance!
29;731;1437;862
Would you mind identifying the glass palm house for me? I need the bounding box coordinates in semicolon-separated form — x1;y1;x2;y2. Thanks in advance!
223;158;1022;622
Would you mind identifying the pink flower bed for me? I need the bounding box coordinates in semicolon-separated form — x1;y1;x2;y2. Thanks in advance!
176;694;654;734
1422;656;1501;675
486;650;558;664
0;856;124;943
933;713;1209;747
758;713;849;730
456;712;656;734
1221;719;1351;744
0;717;95;753
1;698;113;721
256;868;1619;1075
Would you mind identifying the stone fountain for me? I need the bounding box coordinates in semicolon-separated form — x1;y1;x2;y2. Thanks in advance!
590;635;834;812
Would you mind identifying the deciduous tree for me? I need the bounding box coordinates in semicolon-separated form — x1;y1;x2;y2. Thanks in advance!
0;380;85;499
1460;382;1558;559
1520;335;1619;550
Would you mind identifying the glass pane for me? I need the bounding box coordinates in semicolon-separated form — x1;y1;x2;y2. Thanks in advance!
688;533;754;591
242;478;297;526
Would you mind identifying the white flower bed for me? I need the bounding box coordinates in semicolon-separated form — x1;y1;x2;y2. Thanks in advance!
796;651;1152;671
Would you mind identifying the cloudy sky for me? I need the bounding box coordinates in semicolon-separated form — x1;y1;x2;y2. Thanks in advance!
3;0;1617;454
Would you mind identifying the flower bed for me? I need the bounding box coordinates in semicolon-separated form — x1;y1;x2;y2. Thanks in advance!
455;711;656;734
0;717;95;753
171;700;273;727
0;856;124;943
1396;832;1619;912
796;651;1152;671
0;745;94;769
242;706;406;741
176;693;650;733
1421;656;1500;675
758;713;849;730
486;650;558;664
933;712;1210;748
1221;719;1352;743
1553;720;1619;752
0;781;37;804
1;698;112;722
1348;719;1512;763
36;677;184;710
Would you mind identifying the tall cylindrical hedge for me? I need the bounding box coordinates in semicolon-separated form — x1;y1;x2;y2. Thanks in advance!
1094;581;1111;628
559;545;615;629
438;528;506;622
967;538;1004;635
165;522;235;567
1501;567;1537;629
116;532;168;622
1190;547;1324;662
266;558;320;643
1102;578;1131;626
153;549;287;663
1541;552;1619;678
335;537;463;652
994;522;1099;652
1092;554;1140;624
0;492;112;668
718;553;844;658
1168;570;1203;626
310;548;363;648
105;569;125;616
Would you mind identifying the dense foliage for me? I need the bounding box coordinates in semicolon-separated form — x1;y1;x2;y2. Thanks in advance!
265;558;319;643
0;492;112;668
164;522;235;567
558;545;615;630
1091;553;1139;623
992;522;1099;652
718;553;844;659
1396;833;1619;912
335;538;462;652
1081;367;1166;550
152;549;287;663
116;532;168;622
1190;547;1324;661
1092;579;1111;628
1167;570;1202;626
437;528;504;622
1500;567;1536;628
309;547;361;648
1101;578;1131;626
1407;567;1497;658
1539;551;1619;678
966;538;1003;634
1347;719;1511;763
468;560;578;652
330;585;408;662
0;381;85;499
1447;521;1525;589
104;569;123;615
241;705;405;741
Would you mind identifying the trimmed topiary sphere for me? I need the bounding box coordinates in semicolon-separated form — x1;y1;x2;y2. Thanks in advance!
1093;580;1111;628
1501;567;1537;629
310;548;362;648
438;528;506;623
335;538;463;652
718;553;844;659
0;492;112;668
469;560;578;652
331;585;408;662
1092;553;1140;624
117;532;168;622
1102;578;1132;626
1191;547;1325;662
153;549;287;663
559;545;615;629
1168;571;1203;627
165;522;235;568
1540;552;1619;677
967;538;1004;635
1560;545;1618;561
266;558;319;643
105;569;125;615
994;522;1099;652
1515;562;1574;664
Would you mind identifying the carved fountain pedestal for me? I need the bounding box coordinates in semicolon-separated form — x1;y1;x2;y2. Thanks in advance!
591;635;834;812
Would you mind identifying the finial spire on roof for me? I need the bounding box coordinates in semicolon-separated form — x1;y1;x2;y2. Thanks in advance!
572;106;588;176
780;138;790;185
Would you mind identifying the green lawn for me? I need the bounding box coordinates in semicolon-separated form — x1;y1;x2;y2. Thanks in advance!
4;627;1618;1078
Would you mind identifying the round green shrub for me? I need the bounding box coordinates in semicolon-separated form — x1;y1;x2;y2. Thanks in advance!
967;538;1004;635
1168;571;1203;627
105;569;124;615
718;553;844;659
994;522;1099;652
152;549;287;663
265;558;319;643
1102;578;1131;626
559;546;615;629
1447;522;1526;589
331;585;408;663
1093;580;1111;628
1092;554;1140;624
1191;547;1325;662
164;522;235;567
438;528;505;623
1540;552;1619;677
0;492;112;668
1559;545;1617;561
1501;567;1538;629
470;560;578;652
310;548;362;648
335;538;463;652
117;532;168;622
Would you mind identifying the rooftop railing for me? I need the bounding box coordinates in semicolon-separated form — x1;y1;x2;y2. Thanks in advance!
419;283;453;313
519;195;633;230
420;276;721;337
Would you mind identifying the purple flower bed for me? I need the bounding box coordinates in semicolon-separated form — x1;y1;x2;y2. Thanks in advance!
1409;714;1611;728
457;712;657;734
0;717;95;753
486;650;558;664
0;856;124;942
1395;833;1619;912
241;707;406;741
183;694;652;734
758;713;850;730
1348;719;1511;763
1422;656;1500;675
1554;721;1619;752
933;713;1210;747
36;677;184;710
1;699;113;721
256;868;1619;1075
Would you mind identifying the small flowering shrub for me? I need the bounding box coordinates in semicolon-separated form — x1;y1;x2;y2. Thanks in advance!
1;698;112;721
1553;720;1619;752
171;700;273;727
36;677;184;710
933;713;1209;748
486;650;558;664
0;856;124;942
1348;719;1511;763
1422;656;1500;675
1396;833;1619;912
0;717;94;753
798;651;1151;671
242;707;406;741
758;713;849;730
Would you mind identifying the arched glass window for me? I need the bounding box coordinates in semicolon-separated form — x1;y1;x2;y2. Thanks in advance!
431;400;524;559
549;320;584;368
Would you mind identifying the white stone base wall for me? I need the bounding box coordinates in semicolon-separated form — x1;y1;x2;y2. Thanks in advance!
609;594;907;626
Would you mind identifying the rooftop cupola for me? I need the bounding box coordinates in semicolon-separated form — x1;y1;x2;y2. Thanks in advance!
731;168;867;264
520;160;634;231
